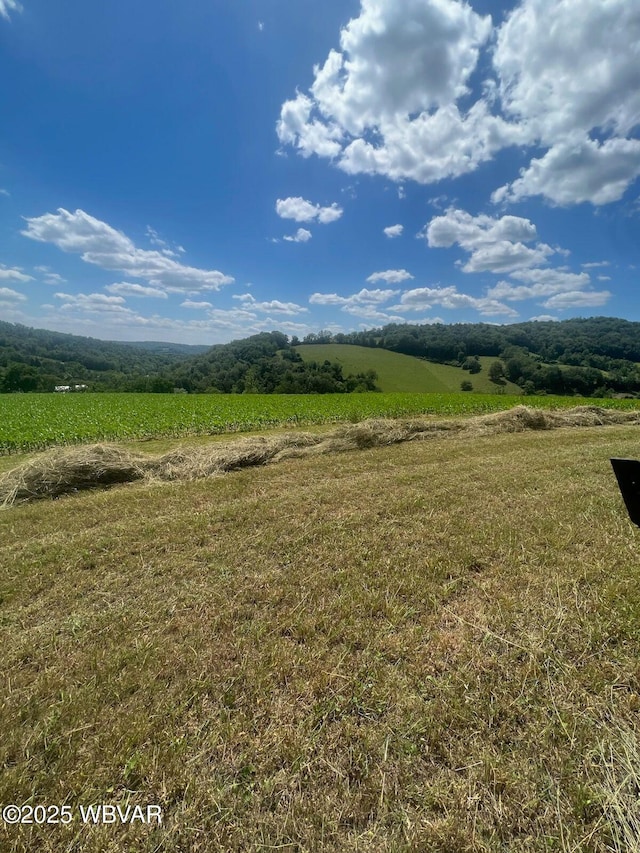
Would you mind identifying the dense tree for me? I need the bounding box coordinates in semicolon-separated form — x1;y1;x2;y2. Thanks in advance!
463;357;482;374
488;361;505;383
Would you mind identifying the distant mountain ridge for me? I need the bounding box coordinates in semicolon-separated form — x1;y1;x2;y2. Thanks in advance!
0;320;206;393
110;340;208;356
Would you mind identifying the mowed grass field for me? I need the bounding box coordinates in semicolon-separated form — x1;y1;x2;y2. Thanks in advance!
2;416;640;850
295;344;523;394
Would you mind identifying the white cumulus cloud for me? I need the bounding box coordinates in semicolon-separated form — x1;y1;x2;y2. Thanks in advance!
276;0;517;185
43;273;66;285
494;0;640;143
486;268;592;302
55;291;126;307
278;0;640;206
233;293;308;315
492;0;640;205
310;287;398;306
0;265;33;283
425;208;538;248
180;300;213;309
543;290;612;310
0;286;26;301
424;208;553;273
276;197;343;223
396;285;518;318
309;287;402;320
460;241;554;274
383;224;403;238
492;136;640;206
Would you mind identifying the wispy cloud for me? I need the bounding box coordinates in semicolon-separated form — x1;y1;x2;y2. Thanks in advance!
395;285;518;318
22;208;234;294
0;0;22;21
0;286;27;301
283;228;312;243
310;287;402;322
0;265;33;283
233;293;308;314
366;269;413;284
106;282;168;299
542;290;611;310
180;300;213;309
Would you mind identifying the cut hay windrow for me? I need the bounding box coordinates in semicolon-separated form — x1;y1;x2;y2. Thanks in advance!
2;406;640;507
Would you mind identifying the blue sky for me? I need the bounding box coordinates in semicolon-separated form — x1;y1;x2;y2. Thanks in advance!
0;0;639;345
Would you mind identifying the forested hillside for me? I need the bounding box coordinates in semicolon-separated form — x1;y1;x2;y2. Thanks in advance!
0;321;206;393
302;317;640;396
309;316;640;362
168;331;379;393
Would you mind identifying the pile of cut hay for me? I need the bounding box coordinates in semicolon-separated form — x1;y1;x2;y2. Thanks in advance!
470;404;640;434
0;445;148;507
2;406;639;507
150;433;323;481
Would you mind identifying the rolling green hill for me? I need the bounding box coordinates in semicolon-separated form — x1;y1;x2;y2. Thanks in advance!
296;344;522;394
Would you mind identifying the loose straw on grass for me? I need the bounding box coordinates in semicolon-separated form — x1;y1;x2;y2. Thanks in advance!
2;406;639;507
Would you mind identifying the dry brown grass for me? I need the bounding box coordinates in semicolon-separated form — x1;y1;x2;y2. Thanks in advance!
2;420;640;850
3;405;640;508
596;725;640;852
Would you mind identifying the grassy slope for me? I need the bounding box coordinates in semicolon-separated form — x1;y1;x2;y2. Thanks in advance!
2;423;640;850
295;344;522;393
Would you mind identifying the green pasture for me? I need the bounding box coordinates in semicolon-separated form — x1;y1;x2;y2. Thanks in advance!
295;344;523;393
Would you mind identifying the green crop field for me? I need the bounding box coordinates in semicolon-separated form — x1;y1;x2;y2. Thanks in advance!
295;344;523;394
1;392;640;454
